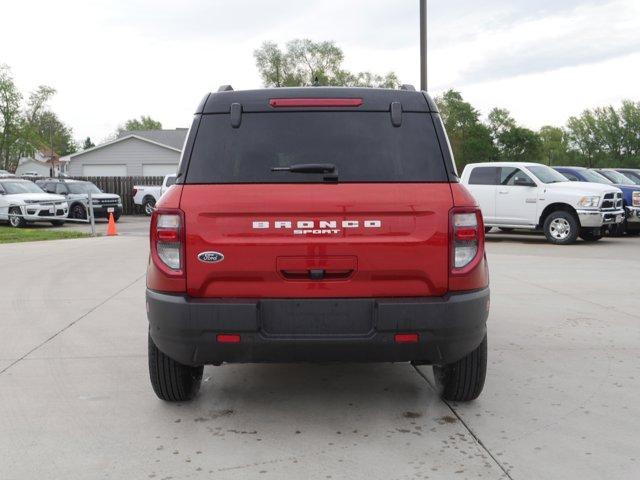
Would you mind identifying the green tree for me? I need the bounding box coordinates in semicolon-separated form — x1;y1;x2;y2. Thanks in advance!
121;115;162;132
567;110;600;167
82;137;95;150
620;100;640;163
254;39;400;88
30;110;77;156
488;108;543;163
435;90;496;170
538;126;572;166
0;64;25;171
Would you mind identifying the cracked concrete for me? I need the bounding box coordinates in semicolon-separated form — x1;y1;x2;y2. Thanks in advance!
1;232;639;479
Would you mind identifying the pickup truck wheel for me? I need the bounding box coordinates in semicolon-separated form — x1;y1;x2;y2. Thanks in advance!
148;333;203;402
543;211;579;245
8;207;26;228
433;335;487;402
143;197;156;216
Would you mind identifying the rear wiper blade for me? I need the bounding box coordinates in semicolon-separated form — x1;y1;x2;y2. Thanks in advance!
271;163;336;174
271;163;338;182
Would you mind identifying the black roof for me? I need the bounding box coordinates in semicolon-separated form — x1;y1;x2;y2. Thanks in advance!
197;87;438;114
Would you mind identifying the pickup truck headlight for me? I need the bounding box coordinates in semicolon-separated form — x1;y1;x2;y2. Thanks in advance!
633;191;640;207
577;196;600;208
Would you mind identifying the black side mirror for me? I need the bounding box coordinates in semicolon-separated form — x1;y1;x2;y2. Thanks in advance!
514;176;534;187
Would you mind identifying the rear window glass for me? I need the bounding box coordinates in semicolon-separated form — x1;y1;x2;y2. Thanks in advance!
185;112;447;183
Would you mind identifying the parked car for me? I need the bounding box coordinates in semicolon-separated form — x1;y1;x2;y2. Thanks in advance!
461;162;624;244
614;168;640;185
0;170;15;178
133;174;177;215
20;172;40;178
147;86;490;402
36;179;123;222
590;169;640;235
0;179;68;227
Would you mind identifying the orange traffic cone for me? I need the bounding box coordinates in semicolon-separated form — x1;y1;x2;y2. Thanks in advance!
106;212;118;236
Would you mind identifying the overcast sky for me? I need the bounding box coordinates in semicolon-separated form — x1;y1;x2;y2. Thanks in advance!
1;0;639;142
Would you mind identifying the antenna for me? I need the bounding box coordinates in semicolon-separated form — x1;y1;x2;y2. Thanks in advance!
420;0;428;91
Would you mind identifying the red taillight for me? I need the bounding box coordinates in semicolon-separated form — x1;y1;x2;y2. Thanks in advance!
217;334;241;344
395;333;419;344
157;230;179;242
450;209;484;274
150;209;185;277
269;98;363;108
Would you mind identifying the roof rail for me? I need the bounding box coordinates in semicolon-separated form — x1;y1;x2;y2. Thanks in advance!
400;84;416;91
217;85;234;92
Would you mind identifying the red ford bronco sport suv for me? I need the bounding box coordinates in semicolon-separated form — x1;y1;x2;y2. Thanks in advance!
147;86;489;402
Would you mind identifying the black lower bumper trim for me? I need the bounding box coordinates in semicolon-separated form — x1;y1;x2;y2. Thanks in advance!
147;288;489;366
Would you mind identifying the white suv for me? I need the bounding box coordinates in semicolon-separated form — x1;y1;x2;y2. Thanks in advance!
0;179;68;228
460;162;624;244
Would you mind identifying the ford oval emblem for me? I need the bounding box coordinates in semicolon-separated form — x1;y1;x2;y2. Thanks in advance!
198;251;224;263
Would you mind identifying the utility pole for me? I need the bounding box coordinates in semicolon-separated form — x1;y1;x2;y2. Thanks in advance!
420;0;428;91
49;123;54;177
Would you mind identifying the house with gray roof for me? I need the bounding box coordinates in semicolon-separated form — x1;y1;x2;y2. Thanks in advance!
64;128;187;177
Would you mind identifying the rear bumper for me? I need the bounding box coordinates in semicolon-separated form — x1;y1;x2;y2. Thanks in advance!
147;288;489;366
577;208;625;228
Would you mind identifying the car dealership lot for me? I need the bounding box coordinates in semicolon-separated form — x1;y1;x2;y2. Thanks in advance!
1;234;639;480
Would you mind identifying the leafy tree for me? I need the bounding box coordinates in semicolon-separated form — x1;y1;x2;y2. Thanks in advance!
82;137;95;150
567;110;600;167
488;108;543;163
254;39;400;88
620;100;640;163
30;110;78;156
0;64;24;171
538;126;572;166
120;115;162;133
435;90;496;170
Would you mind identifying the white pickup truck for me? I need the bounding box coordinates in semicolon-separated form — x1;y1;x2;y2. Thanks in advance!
460;162;625;244
132;174;177;215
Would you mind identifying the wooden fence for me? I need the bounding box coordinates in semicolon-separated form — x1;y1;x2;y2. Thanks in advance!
27;176;164;215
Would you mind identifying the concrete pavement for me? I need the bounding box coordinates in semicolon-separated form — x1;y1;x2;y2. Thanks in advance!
1;233;639;479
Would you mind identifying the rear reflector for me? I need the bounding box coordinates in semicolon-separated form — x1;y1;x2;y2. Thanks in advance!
217;334;241;344
394;333;419;344
269;98;363;108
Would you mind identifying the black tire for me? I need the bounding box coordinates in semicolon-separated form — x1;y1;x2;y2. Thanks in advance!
71;203;87;220
498;227;514;233
148;333;203;402
580;229;603;242
543;210;579;245
433;335;487;402
50;220;65;227
8;207;26;228
113;214;121;223
142;197;156;216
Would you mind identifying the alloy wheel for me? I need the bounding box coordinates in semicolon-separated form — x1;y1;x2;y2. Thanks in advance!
549;218;571;240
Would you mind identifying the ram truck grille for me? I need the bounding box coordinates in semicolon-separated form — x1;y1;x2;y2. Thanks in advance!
601;193;623;210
